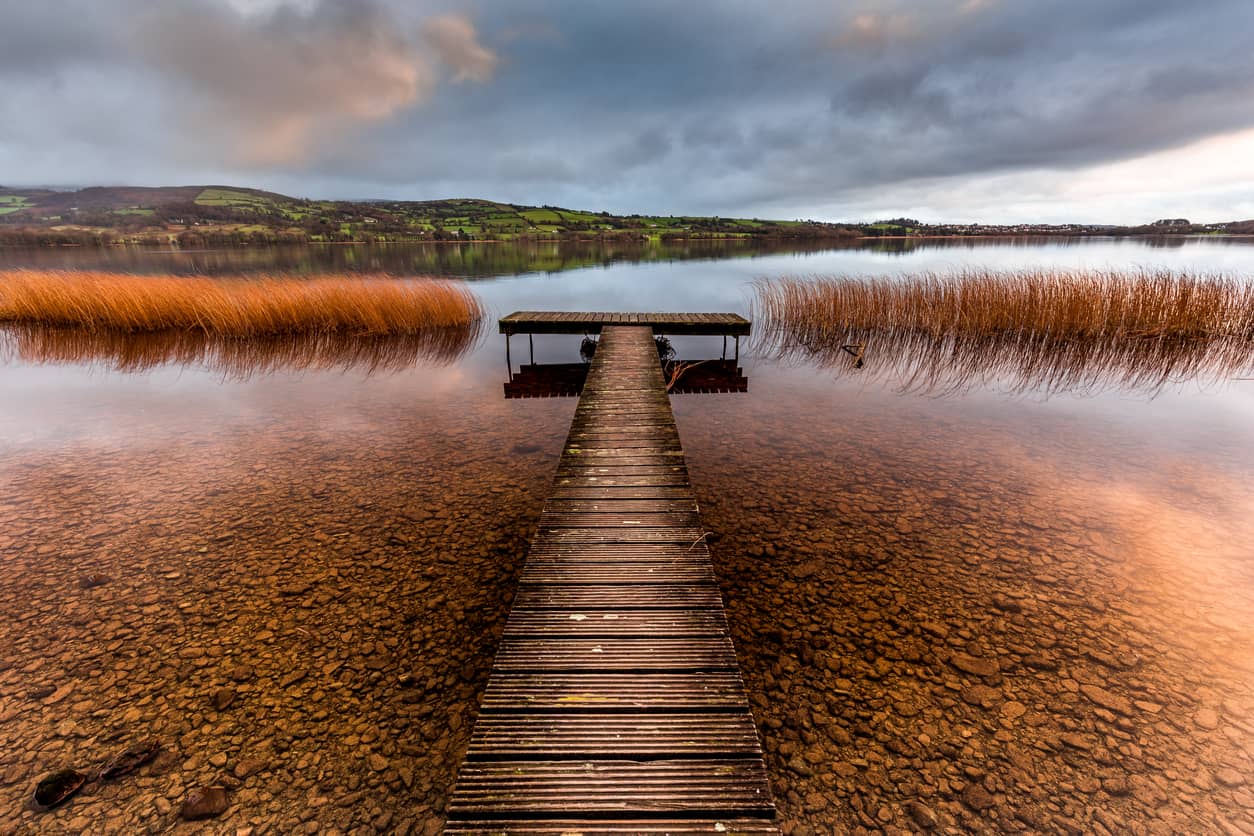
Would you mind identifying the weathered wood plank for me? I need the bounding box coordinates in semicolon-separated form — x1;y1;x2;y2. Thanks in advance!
511;584;724;611
447;760;774;816
503;610;729;638
445;821;781;835
479;673;751;712
465;713;764;758
492;638;739;672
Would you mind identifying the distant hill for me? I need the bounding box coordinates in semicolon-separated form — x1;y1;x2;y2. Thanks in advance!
0;185;859;246
1;185;1251;247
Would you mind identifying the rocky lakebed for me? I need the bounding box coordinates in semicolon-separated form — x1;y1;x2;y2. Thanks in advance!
0;368;1251;834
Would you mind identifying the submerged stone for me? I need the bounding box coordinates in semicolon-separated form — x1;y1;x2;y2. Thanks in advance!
180;786;229;821
31;768;87;811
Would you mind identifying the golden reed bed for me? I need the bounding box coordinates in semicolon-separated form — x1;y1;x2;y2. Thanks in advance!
0;270;486;375
0;270;484;336
753;270;1254;396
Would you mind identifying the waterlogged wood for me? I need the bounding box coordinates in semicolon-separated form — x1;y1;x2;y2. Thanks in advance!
447;325;775;831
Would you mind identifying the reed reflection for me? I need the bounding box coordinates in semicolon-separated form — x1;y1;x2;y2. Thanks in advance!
754;271;1254;397
0;321;484;379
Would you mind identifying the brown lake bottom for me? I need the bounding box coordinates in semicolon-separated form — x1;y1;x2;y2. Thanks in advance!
677;378;1254;834
0;361;1251;834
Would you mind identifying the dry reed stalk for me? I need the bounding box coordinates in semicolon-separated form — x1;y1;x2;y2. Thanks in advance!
0;270;484;337
753;269;1254;396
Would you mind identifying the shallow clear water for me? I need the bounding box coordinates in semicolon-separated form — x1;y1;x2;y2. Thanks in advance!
1;238;1252;833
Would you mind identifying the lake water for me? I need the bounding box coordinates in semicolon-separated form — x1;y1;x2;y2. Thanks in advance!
1;238;1252;833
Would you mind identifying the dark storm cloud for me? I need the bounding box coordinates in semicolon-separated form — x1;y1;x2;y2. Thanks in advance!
2;0;1253;220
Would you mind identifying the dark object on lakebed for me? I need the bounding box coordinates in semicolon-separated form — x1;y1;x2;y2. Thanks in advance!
30;739;161;813
97;739;161;781
31;769;88;812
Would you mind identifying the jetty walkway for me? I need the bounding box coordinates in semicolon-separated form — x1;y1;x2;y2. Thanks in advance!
444;316;776;833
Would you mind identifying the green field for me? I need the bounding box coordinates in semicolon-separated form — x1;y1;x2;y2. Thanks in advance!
194;188;271;208
0;195;31;215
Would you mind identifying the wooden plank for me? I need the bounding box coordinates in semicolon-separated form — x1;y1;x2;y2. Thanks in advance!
492;638;739;672
503;610;729;638
543;499;699;513
554;465;689;475
520;566;717;585
511;584;724;610
535;528;708;544
447;760;774;816
445;820;781;835
548;487;696;500
554;475;691;488
479;673;751;712
465;714;763;758
538;511;702;528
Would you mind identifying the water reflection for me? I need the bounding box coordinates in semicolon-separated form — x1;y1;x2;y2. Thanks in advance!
756;313;1254;398
0;321;484;379
8;236;1250;279
504;359;748;398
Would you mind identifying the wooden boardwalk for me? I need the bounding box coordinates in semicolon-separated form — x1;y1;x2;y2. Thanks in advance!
445;326;777;834
499;311;751;336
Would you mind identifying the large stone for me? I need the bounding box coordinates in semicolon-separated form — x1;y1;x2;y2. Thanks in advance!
905;800;939;829
949;653;1000;679
1079;684;1133;716
961;783;996;811
180;786;229;821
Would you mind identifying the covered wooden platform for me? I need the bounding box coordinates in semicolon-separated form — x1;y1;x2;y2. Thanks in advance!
499;311;752;336
445;324;776;833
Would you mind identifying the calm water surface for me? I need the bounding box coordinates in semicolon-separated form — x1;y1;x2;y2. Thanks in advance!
1;239;1252;833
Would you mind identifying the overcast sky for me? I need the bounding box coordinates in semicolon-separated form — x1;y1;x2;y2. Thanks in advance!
3;0;1254;223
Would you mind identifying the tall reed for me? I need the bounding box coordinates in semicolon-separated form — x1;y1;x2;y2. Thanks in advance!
754;269;1254;396
0;270;484;336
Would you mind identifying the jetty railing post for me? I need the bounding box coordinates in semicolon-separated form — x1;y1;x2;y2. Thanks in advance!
505;333;512;374
723;334;727;360
734;335;740;365
529;333;534;365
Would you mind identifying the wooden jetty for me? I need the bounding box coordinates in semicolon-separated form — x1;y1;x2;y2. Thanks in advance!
445;319;777;834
